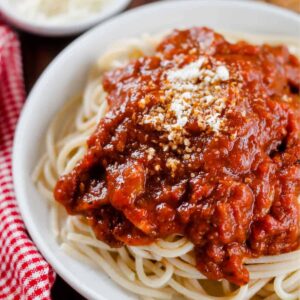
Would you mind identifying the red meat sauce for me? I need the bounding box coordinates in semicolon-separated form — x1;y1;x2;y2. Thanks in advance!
54;27;300;286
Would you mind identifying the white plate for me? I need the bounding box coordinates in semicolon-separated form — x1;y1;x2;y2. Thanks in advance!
13;1;300;299
0;0;131;36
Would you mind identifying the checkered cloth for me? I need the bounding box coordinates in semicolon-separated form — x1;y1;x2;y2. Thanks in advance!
0;24;55;299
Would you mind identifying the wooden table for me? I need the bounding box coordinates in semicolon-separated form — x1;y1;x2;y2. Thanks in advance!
19;0;158;298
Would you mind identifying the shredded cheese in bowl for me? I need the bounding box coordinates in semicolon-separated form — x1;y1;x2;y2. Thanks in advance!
7;0;110;24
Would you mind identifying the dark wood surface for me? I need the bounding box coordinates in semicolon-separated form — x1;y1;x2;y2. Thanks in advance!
18;0;158;299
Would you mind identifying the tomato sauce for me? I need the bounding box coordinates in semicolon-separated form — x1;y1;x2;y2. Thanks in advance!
54;28;300;285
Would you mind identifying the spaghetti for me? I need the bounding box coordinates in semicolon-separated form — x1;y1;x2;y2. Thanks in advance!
33;29;300;300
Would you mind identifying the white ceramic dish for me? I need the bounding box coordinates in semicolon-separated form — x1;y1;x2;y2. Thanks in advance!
13;1;300;299
0;0;131;36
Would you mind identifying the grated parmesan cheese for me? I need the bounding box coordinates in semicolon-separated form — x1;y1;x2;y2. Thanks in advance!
166;158;180;176
215;65;230;81
165;57;230;133
140;56;231;156
170;98;191;128
146;147;156;161
8;0;108;24
167;57;205;82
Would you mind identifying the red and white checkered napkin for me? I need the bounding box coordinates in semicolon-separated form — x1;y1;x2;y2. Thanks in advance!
0;25;56;299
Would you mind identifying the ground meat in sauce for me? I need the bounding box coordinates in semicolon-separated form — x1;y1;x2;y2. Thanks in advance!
54;27;300;286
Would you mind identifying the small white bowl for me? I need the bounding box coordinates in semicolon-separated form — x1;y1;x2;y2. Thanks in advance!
0;0;131;36
13;1;300;299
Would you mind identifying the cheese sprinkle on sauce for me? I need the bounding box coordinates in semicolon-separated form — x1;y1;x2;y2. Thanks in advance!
141;56;231;157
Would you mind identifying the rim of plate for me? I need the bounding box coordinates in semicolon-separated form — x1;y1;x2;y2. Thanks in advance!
0;0;131;36
13;1;300;299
